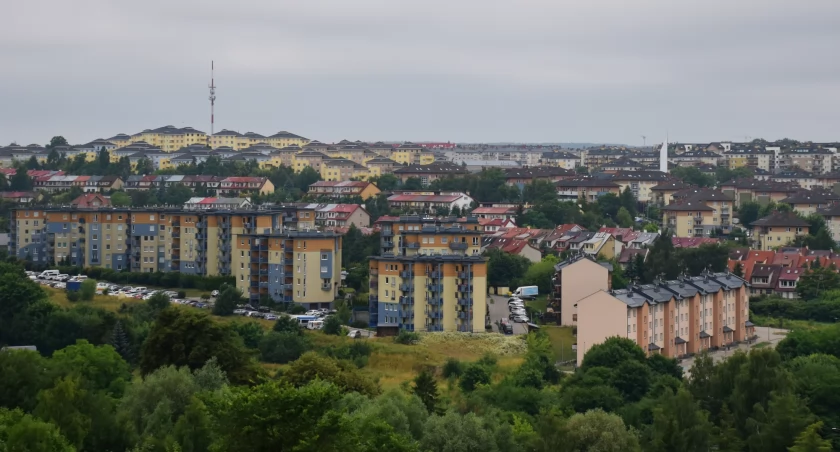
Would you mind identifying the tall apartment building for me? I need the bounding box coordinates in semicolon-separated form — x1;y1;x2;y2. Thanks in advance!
369;216;487;335
233;231;342;307
576;271;751;366
552;255;613;326
10;206;312;274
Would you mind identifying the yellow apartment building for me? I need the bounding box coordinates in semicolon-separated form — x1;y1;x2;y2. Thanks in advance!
662;202;715;237
750;211;809;251
369;216;487;335
293;150;329;173
320;158;371;181
232;231;342;308
129;126;208;152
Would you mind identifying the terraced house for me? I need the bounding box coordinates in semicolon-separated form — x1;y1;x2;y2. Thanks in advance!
369;216;487;335
576;271;751;365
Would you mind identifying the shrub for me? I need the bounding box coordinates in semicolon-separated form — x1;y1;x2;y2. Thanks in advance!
79;279;97;301
320;341;373;368
259;331;311;364
288;304;306;314
442;358;464;378
273;316;303;335
322;316;343;335
476;353;498;369
177;291;186;299
459;364;491;392
394;330;421;345
66;290;80;302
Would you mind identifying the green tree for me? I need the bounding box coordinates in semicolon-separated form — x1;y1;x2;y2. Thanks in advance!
51;339;131;396
9;165;33;191
0;407;75;452
646;388;714;452
140;308;259;384
402;177;423;190
47;136;69;149
420;412;501;452
562;409;641;452
0;349;55;412
788;422;832;452
212;284;242;316
258;331;311;364
459;363;492;392
229;320;265;349
33;376;94;450
412;370;439;413
806;227;836;251
582;336;646;370
322;315;343;335
521;255;559;294
79;279;97;301
616;207;634;228
671;166;715;187
484;248;532;288
796;266;840;300
644;230;681;282
110;191;131;207
273;315;304;335
733;262;744;278
281;352;381;397
746;392;814;452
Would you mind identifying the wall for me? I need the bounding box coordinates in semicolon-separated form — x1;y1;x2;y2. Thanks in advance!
560;259;609;326
576;291;629;366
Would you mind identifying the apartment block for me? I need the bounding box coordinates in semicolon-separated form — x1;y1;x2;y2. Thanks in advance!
750;211;809;251
369;216;487;335
307;181;381;200
552;255;613;326
576;272;750;366
661;202;715;237
233;231;342;307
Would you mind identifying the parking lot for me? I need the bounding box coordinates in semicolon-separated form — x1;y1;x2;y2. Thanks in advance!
487;294;529;335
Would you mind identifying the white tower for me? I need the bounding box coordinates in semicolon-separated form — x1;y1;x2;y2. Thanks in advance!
659;136;668;173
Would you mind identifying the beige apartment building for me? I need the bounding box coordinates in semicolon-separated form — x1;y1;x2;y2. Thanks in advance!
369;216;487;334
576;272;751;366
661;202;715;237
552;255;613;326
750;211;809;251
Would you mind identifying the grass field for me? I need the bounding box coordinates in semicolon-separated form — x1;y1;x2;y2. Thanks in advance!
542;326;575;363
750;314;833;332
527;295;549;314
44;287;530;389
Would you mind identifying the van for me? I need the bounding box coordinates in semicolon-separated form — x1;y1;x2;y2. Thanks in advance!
307;320;324;330
291;315;319;326
39;270;60;279
512;286;538;300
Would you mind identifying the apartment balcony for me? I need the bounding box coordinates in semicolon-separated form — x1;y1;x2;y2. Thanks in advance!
283;258;294;266
693;216;703;223
257;267;269;275
399;270;413;278
196;221;206;228
400;296;415;305
383;241;394;248
172;221;180;227
427;284;440;292
426;324;443;332
426;311;443;320
428;271;442;278
458;311;472;319
401;311;415;319
458;272;473;279
171;242;180;249
406;243;420;249
196;233;204;240
457;298;474;306
449;242;468;251
458;284;473;293
426;296;443;306
399;283;414;291
78;226;85;234
382;229;393;237
370;279;379;288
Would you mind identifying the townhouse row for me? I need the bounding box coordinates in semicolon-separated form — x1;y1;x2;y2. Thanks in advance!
549;255;752;365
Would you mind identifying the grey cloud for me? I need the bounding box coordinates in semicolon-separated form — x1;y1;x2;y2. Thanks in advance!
1;0;839;145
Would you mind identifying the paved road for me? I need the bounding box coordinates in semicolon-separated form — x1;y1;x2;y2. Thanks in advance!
487;294;528;335
680;326;789;375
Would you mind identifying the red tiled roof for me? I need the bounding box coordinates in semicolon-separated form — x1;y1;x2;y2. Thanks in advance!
387;194;462;202
472;207;516;215
671;237;721;248
0;191;35;198
223;177;265;183
777;268;804;281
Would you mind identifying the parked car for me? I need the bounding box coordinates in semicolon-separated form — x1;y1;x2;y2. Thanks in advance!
258;306;271;313
233;309;246;315
211;290;220;297
264;314;277;321
513;315;530;323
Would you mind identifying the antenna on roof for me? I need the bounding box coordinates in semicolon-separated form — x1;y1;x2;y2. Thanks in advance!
208;61;216;144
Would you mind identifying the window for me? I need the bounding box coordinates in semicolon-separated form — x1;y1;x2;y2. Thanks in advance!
321;253;328;260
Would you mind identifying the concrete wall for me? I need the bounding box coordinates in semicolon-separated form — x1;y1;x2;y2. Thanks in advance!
576;291;629;366
560;259;609;326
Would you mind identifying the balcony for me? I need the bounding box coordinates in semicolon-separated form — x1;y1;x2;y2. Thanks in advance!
401;311;415;319
428;271;441;278
449;242;468;250
458;311;470;319
321;283;331;291
171;232;180;238
457;298;474;306
284;258;294;266
458;284;473;293
196;221;206;228
400;296;415;305
426;311;443;320
406;243;420;249
383;241;395;248
382;229;393;237
400;270;413;278
196;233;204;240
399;283;413;291
426;324;443;332
693;216;703;223
258;267;269;275
427;284;440;292
171;242;180;249
172;221;180;227
426;296;443;306
458;272;473;279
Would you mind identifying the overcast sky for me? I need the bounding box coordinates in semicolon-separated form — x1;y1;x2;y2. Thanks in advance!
2;0;839;147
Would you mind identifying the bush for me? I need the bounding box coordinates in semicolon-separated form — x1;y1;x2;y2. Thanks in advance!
79;279;97;301
320;341;373;368
66;290;80;302
442;358;464;378
322;316;343;335
259;331;311;364
273;316;303;335
213;285;242;316
459;364;492;392
288;304;306;314
177;291;186;299
394;330;421;345
476;353;498;369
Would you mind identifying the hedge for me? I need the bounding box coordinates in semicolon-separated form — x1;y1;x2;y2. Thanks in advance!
750;296;840;324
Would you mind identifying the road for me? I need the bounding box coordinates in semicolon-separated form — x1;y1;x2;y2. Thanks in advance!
487;294;528;335
680;326;789;375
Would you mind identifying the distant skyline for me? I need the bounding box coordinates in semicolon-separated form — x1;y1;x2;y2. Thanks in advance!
2;0;839;147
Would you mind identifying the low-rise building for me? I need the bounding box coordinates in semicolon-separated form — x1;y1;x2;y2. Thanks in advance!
387;191;474;215
556;178;621;202
393;162;468;186
750;211;810;251
307;181;381;200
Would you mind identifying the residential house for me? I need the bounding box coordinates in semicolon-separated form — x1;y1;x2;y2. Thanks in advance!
750;211;810;251
307;181;381;200
387;191;474;215
70;193;111;208
556;178;621;202
393;162;468;186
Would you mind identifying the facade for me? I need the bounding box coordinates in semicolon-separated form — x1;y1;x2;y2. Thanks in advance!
369;216;487;335
576;272;750;365
552;255;612;326
127;126;208;152
307;181;381;200
750;211;809;251
320;158;371;181
387;192;475;215
661;201;716;237
556;178;621;202
233;231;341;307
393;162;468;186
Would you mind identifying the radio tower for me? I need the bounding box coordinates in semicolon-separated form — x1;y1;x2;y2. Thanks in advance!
208;61;216;138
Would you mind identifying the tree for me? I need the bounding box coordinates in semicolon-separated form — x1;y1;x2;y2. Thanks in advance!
33;376;94;450
646;388;714;452
644;230;681;282
140;308;259;384
484;248;531;288
620;186;638;216
806;227;836;251
459;363;492;392
412;370;439;413
79;279;97;301
322;315;343;335
229;320;265;349
51;339;131;396
210;380;348;452
212;284;242;316
281;352;381;396
521;255;559;294
0;349;55;412
733;262;744;278
421;412;501;452
47;136;69;149
582;336;646;370
136;157;154;175
258;331;311;364
796;266;840;300
562;409;641;452
737;201;761;228
9;165;33;191
746;392;815;452
616;207;634;228
110;191;131;207
788;422;832;452
671;166;715;187
0;407;75;452
273;315;303;335
402;177;423;190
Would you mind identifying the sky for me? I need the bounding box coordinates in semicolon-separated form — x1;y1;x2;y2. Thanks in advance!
2;0;839;147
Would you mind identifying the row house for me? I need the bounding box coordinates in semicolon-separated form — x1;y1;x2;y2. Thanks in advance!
218;177;274;196
577;271;750;365
387;191;475;215
539;151;580;169
719;179;800;207
320;158;371;181
307;181;381;200
298;203;371;229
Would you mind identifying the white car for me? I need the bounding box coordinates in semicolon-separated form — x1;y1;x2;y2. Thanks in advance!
233;309;246;315
264;314;277;321
96;282;110;290
211;290;220;297
513;315;530;323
